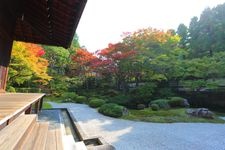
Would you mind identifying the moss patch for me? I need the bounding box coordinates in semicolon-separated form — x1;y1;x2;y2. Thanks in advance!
122;108;225;123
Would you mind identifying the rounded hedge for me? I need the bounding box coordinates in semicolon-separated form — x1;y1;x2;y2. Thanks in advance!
75;96;87;103
98;103;124;118
151;104;159;111
137;104;146;110
150;99;170;109
168;97;184;107
89;98;105;108
62;92;78;102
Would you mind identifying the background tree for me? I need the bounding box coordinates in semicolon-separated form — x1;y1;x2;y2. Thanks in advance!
8;42;51;88
177;23;188;49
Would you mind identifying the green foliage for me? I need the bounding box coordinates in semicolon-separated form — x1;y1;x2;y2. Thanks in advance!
89;98;106;108
150;99;170;109
168;97;185;107
42;45;70;75
108;94;131;106
43;102;52;109
75;96;87;103
103;89;119;97
62;92;78;102
122;108;225;123
50;78;68;95
98;103;124;118
49;76;82;96
177;23;188;49
129;83;157;104
181;3;225;58
156;87;175;98
15;88;41;93
137;104;146;110
151;104;160;111
6;86;16;93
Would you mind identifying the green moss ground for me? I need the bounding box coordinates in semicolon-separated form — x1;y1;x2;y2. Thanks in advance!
122;108;225;123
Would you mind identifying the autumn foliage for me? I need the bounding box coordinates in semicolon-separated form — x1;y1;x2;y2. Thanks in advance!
8;42;51;86
72;43;136;77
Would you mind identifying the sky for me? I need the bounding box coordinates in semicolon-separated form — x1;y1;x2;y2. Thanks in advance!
76;0;225;52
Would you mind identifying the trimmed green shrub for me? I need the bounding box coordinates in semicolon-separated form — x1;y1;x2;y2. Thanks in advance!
89;98;105;108
76;96;87;103
137;104;146;110
168;97;184;107
98;103;124;118
62;92;78;102
150;99;170;109
151;104;160;111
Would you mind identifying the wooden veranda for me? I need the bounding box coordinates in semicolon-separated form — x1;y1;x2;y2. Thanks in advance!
0;93;44;130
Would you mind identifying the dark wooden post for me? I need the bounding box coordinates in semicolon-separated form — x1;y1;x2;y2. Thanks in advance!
0;0;21;92
0;39;13;92
0;43;13;92
0;66;9;92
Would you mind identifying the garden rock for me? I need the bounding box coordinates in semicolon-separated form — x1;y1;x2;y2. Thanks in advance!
122;107;129;116
186;108;214;119
182;99;190;108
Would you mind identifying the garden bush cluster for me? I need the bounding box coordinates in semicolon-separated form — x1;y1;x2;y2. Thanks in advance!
149;97;187;111
98;103;124;118
88;98;105;108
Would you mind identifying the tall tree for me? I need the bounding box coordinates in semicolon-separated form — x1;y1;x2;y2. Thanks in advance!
177;23;188;49
188;3;225;58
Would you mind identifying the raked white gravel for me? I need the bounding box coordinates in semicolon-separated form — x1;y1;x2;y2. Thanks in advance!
49;102;225;150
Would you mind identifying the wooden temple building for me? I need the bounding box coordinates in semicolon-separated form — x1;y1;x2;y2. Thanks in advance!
0;0;88;149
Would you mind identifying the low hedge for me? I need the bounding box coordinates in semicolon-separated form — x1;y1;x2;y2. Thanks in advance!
89;98;105;108
98;103;124;118
75;96;87;103
168;97;184;107
137;104;146;110
150;99;170;109
151;104;160;111
62;92;78;100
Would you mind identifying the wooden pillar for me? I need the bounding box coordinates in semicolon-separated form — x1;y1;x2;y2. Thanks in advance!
0;0;21;92
0;38;13;92
0;66;9;92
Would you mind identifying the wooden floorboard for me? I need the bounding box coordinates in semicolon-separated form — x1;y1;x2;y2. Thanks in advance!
0;93;45;126
55;128;64;150
45;130;57;150
33;122;49;150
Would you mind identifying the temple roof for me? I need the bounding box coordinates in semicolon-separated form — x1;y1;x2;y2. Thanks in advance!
13;0;87;48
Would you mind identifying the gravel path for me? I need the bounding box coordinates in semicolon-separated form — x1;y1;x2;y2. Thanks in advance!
49;102;225;150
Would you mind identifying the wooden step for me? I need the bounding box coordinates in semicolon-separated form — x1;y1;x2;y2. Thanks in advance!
45;128;64;150
18;122;49;150
0;114;36;150
33;122;49;150
18;123;39;150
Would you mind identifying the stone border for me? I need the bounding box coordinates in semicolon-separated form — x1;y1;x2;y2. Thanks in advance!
66;108;115;150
